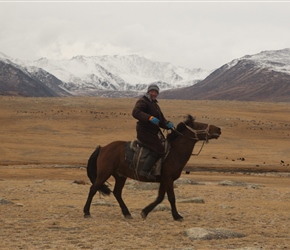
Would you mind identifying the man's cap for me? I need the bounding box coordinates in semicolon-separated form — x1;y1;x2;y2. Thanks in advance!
147;83;159;94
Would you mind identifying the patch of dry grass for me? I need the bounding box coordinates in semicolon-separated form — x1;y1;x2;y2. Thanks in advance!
1;96;290;249
0;96;289;170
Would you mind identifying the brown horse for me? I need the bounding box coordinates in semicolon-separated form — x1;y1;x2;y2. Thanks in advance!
83;115;221;221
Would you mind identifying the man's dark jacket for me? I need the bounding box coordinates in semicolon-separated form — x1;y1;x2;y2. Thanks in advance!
132;95;168;155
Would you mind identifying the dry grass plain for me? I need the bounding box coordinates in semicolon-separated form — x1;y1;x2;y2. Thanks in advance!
0;96;290;250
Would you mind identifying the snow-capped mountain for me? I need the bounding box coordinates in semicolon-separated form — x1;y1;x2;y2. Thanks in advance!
226;48;290;75
160;48;290;102
1;49;290;101
0;53;212;97
0;52;70;97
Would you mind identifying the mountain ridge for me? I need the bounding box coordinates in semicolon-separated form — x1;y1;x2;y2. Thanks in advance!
159;48;290;102
0;52;211;97
1;49;290;101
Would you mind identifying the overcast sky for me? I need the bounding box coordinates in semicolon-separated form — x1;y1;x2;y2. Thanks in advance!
1;1;290;70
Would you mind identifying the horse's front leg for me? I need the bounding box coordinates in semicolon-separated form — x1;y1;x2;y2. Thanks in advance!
113;175;132;219
166;179;183;221
141;182;165;219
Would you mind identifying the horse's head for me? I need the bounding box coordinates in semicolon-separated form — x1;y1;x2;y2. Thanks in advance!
184;114;221;141
168;114;221;142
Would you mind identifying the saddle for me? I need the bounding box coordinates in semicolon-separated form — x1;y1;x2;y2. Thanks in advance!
125;139;170;176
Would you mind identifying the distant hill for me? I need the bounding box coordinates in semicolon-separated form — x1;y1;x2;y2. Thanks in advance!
159;49;290;102
0;60;70;97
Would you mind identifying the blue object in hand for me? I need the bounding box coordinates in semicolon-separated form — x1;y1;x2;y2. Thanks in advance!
166;121;174;129
150;117;160;125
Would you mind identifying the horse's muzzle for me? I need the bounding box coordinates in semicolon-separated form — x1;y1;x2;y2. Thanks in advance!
210;133;221;139
210;127;221;139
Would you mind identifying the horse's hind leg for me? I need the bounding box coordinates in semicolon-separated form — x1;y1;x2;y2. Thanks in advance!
83;171;112;218
113;175;132;219
83;182;99;218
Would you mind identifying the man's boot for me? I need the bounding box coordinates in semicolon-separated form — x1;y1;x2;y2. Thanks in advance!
139;152;160;180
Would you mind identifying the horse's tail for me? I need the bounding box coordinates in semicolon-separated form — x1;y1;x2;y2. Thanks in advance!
87;146;111;196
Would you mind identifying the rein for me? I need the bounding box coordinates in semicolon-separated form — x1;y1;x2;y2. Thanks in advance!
172;123;210;156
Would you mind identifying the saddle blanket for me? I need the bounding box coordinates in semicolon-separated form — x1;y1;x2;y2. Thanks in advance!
124;140;164;176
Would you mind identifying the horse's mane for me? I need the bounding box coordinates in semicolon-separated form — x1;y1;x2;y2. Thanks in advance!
167;114;195;142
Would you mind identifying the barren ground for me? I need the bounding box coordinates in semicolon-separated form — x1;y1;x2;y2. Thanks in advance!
0;96;290;250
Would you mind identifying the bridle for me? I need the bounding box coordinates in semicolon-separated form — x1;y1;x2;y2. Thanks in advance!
172;122;211;141
172;122;211;156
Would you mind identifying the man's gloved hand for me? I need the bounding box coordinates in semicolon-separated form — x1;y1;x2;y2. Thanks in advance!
149;116;160;125
166;121;174;129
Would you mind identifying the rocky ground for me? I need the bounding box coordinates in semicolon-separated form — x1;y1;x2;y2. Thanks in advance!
0;97;290;249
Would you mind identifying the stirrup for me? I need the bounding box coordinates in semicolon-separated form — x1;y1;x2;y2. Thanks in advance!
139;170;156;180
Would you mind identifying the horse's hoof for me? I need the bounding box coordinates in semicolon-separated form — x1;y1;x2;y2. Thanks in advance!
174;215;183;221
84;214;91;218
175;217;183;222
141;211;147;220
124;214;133;219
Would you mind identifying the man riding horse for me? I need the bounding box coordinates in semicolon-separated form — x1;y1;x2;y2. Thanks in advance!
132;83;174;180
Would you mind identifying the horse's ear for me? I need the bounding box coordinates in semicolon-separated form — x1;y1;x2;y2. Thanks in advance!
186;114;195;122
